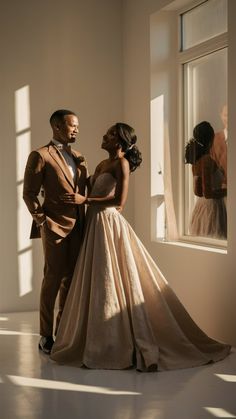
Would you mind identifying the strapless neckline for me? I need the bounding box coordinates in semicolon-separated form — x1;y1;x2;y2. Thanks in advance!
92;172;116;184
90;172;117;198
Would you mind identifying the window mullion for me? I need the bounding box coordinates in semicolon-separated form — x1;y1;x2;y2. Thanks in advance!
178;32;228;64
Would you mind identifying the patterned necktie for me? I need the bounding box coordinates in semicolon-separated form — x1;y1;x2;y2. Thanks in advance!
57;144;72;155
62;144;72;155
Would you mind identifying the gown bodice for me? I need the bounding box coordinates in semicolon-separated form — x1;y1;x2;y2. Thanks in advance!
90;172;117;198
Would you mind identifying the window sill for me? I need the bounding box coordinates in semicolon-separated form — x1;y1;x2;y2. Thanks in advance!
155;237;227;254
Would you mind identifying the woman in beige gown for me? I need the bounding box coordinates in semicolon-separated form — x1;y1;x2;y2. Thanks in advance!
50;123;230;372
185;121;227;239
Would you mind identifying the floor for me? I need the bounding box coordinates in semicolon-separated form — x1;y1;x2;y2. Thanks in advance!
0;312;235;419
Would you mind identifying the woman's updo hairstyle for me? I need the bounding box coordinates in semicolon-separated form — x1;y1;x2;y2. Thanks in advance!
115;122;142;172
185;121;214;164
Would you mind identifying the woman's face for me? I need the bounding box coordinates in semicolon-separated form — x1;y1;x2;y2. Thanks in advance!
101;126;119;151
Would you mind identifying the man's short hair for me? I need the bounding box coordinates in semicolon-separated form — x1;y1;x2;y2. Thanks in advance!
49;109;77;126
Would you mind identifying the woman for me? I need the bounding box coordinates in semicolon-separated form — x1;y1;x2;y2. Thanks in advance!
185;121;227;239
50;122;230;371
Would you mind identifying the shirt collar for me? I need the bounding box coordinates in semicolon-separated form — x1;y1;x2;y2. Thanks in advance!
52;139;64;149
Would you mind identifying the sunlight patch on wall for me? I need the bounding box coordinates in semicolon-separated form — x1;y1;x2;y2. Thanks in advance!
17;184;32;252
151;95;164;197
15;85;33;297
16;132;31;182
18;251;33;297
150;95;165;240
15;86;30;132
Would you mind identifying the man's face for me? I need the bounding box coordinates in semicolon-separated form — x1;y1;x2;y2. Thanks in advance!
56;115;79;144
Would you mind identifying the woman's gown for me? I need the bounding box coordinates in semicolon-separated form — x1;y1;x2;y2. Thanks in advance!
50;173;231;371
190;159;227;239
189;194;227;238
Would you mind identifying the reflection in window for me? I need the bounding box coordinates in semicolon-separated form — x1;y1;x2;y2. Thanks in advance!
184;49;227;238
180;0;228;245
185;121;227;239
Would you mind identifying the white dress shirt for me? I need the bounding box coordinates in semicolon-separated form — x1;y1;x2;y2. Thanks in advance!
52;139;77;181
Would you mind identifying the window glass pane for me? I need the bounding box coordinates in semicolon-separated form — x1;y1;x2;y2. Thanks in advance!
184;48;227;240
184;48;227;132
181;0;227;50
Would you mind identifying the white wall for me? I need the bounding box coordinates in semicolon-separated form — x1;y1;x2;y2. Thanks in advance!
123;0;236;346
0;0;124;312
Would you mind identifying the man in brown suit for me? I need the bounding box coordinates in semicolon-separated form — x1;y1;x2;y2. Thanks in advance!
23;109;88;354
210;104;227;186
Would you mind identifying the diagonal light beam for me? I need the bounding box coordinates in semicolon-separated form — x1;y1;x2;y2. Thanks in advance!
7;375;141;395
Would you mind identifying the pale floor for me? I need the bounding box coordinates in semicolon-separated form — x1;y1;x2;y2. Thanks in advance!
0;312;236;419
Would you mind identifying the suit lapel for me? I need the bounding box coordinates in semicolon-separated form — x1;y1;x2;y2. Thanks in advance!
49;143;75;189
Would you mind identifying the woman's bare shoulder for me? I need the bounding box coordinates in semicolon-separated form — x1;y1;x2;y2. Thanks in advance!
117;157;130;171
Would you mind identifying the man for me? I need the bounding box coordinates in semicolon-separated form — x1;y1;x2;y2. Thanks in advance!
211;104;228;186
23;109;87;354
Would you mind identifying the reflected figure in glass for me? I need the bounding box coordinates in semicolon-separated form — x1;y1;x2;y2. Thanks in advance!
210;104;227;189
185;121;227;239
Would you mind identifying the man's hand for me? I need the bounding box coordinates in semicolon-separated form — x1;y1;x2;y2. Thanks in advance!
61;193;86;205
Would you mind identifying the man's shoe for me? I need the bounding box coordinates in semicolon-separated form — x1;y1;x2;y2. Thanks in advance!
38;336;54;354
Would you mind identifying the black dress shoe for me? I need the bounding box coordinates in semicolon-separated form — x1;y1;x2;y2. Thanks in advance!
38;336;54;354
146;363;158;372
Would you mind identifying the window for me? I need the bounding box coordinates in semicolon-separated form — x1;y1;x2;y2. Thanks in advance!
150;0;228;248
180;0;228;246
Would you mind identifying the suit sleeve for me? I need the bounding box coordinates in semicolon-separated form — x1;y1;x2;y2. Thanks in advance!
211;134;227;183
23;151;46;225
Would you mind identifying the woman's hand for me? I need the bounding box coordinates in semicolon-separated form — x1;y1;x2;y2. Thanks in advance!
61;193;86;205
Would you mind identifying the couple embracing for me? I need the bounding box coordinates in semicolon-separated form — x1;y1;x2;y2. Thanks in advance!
23;109;230;372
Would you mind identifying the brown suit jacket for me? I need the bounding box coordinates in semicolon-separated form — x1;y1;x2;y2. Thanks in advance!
23;142;88;239
210;130;227;185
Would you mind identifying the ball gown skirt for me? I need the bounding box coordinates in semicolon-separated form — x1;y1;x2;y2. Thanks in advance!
50;173;230;371
189;196;227;239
